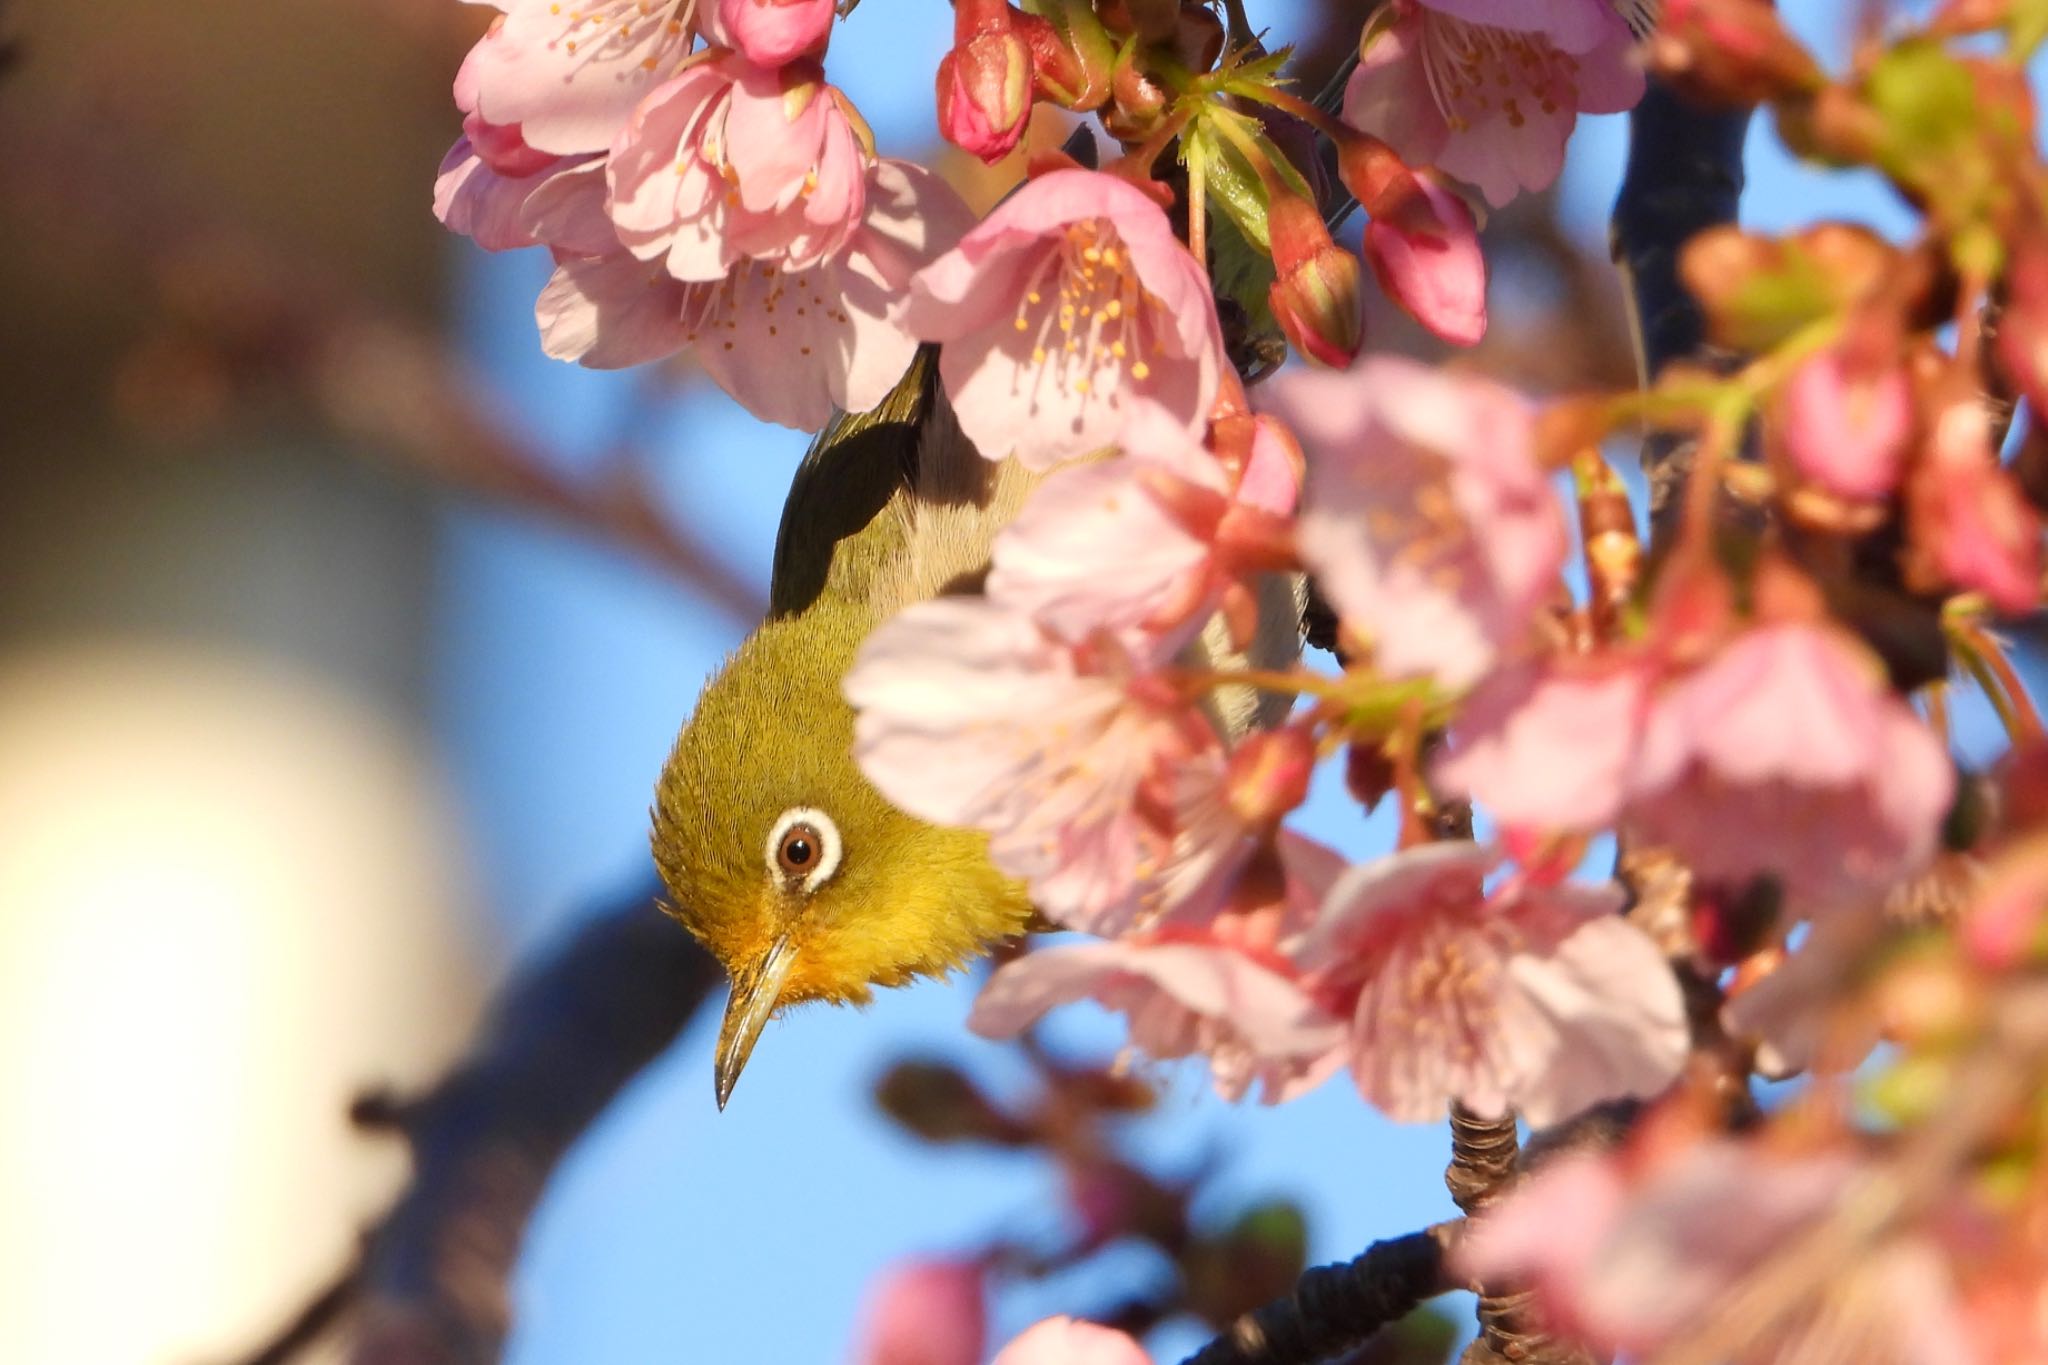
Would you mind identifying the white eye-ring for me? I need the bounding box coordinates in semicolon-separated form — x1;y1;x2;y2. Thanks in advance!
765;806;843;894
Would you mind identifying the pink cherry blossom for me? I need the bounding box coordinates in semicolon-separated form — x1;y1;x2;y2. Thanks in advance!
851;1259;987;1365
706;0;835;67
984;415;1300;664
607;54;871;280
968;834;1349;1104
1294;843;1686;1126
991;1317;1152;1365
1342;0;1645;208
460;0;705;156
970;936;1347;1103
1435;654;1656;833
1363;169;1488;346
1259;355;1566;690
902;168;1227;470
540;160;971;426
846;597;1224;933
1461;1142;1975;1364
1626;622;1954;906
1779;347;1913;500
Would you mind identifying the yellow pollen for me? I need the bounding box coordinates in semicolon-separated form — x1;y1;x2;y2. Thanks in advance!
1131;361;1151;380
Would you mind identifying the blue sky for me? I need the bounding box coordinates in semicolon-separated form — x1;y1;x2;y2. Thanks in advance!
425;4;2001;1360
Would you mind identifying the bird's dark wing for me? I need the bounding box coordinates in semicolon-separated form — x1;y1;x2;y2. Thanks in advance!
766;348;938;620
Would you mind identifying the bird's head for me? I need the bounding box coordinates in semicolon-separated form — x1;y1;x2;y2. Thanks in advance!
652;605;1029;1108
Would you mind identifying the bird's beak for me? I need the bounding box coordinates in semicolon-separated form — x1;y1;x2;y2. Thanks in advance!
714;934;798;1110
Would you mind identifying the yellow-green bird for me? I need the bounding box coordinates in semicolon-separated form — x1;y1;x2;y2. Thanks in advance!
653;350;1299;1108
651;350;1039;1109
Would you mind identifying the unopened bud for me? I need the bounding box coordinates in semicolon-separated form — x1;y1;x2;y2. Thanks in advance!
1226;727;1316;827
1361;167;1486;346
1266;193;1363;367
1344;741;1395;812
712;0;835;67
1875;945;1981;1046
937;1;1033;163
852;1260;987;1365
1690;876;1783;967
1023;0;1114;111
1646;0;1824;107
1996;241;2048;416
874;1058;1032;1144
1104;46;1169;139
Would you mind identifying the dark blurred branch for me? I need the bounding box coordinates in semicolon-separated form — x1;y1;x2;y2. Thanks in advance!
1609;82;1751;539
230;880;721;1364
1181;1222;1464;1365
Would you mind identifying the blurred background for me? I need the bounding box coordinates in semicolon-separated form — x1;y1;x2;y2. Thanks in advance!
0;2;1958;1362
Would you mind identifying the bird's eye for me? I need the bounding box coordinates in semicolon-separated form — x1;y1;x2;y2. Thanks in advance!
777;825;817;874
765;806;842;893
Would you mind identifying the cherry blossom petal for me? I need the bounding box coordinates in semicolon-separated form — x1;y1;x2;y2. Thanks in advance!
536;252;692;370
466;0;705;156
970;940;1346;1104
1261;355;1565;689
1435;656;1654;832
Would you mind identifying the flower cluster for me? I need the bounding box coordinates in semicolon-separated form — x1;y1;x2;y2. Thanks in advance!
848;352;1696;1125
438;0;969;428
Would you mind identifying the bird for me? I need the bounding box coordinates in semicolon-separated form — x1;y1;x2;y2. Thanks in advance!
651;349;1041;1110
653;349;1304;1109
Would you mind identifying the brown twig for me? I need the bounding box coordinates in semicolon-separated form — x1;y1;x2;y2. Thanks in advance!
1180;1222;1466;1365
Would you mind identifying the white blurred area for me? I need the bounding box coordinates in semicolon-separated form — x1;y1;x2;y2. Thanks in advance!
0;643;487;1364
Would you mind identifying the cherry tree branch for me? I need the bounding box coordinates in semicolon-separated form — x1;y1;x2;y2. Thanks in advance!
1179;1222;1466;1365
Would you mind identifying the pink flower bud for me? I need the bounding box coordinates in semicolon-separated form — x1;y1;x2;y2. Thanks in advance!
1778;347;1912;500
1907;382;2042;614
712;0;835;67
1996;242;2048;416
852;1259;988;1365
1265;194;1363;367
1362;168;1487;347
992;1317;1151;1365
1225;728;1316;827
1647;0;1825;108
936;3;1034;163
1019;1;1114;111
